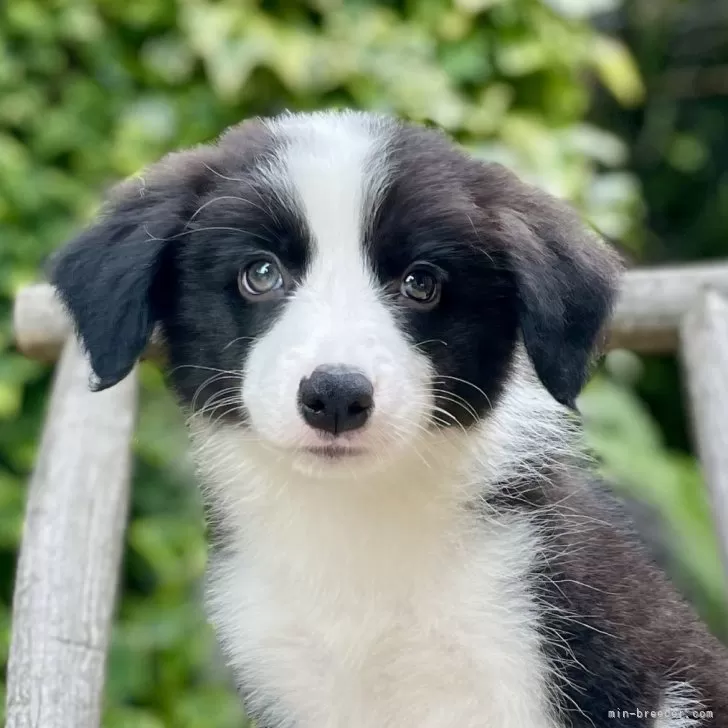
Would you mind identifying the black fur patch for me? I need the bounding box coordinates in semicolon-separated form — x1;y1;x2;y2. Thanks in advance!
51;120;311;421
367;126;520;426
485;471;728;727
367;121;620;424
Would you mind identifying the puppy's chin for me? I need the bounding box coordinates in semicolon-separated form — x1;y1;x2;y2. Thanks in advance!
247;427;429;481
191;411;463;486
285;444;389;479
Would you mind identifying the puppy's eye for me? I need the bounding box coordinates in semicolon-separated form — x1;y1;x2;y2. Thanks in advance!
239;259;284;300
400;265;442;309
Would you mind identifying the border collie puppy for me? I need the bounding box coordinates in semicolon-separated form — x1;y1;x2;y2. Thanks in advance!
50;111;728;728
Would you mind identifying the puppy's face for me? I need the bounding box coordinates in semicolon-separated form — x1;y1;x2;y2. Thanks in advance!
51;112;620;478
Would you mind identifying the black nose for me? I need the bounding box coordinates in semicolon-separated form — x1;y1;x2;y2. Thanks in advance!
298;365;374;435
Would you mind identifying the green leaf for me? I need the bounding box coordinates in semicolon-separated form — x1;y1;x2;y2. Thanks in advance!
591;35;645;107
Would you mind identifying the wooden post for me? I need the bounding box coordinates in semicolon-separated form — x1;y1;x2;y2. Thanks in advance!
5;337;137;728
680;291;728;587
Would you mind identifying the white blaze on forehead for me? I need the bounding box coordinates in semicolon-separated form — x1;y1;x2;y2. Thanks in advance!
265;111;393;275
253;111;404;371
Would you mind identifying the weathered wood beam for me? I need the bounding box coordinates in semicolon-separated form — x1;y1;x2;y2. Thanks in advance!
13;262;728;361
608;261;728;352
5;337;137;728
13;283;166;364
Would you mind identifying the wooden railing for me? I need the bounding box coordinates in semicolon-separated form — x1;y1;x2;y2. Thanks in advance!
6;262;728;728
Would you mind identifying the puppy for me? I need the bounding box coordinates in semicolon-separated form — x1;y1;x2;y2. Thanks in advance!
50;111;728;728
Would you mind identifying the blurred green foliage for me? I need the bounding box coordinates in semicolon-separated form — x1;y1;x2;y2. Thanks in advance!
0;0;725;726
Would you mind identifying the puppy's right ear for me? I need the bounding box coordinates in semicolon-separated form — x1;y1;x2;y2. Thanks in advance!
49;151;204;391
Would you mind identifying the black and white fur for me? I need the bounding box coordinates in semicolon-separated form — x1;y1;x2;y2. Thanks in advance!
50;111;728;727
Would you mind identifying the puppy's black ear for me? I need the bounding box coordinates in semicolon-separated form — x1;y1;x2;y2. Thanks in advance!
49;151;205;390
484;167;622;408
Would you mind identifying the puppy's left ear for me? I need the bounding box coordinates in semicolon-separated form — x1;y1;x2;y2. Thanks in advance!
48;149;209;391
485;167;623;408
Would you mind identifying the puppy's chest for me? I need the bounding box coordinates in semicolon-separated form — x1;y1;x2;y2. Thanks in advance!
210;537;560;728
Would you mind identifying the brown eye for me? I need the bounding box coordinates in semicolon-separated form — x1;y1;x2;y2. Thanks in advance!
400;266;442;308
239;259;284;299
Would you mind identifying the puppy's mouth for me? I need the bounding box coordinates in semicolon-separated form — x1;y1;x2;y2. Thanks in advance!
299;445;366;460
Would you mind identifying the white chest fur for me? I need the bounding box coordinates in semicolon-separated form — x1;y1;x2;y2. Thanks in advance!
203;471;561;728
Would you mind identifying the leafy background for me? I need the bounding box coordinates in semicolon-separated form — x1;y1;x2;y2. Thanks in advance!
0;0;727;725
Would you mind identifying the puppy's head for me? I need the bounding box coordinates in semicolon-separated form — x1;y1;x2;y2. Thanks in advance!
50;111;620;478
